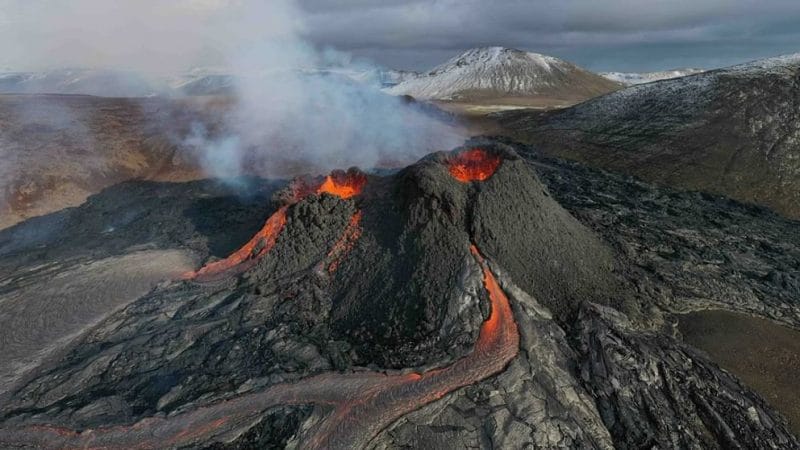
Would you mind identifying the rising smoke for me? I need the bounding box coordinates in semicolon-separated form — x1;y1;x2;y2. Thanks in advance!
182;1;466;179
1;0;464;185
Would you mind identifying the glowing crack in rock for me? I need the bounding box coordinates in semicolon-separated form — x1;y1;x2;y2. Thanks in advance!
188;205;289;282
325;210;363;274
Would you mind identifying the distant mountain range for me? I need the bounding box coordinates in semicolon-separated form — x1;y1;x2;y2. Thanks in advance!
496;53;800;219
0;67;414;97
386;47;621;104
0;51;710;102
0;69;165;97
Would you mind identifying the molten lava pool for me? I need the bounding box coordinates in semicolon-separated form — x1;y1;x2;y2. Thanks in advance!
316;170;367;199
447;148;502;182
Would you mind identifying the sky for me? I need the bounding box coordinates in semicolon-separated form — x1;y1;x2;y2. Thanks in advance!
1;0;799;73
297;0;800;72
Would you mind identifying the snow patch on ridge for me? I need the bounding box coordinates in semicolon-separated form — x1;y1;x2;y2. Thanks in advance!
601;69;705;85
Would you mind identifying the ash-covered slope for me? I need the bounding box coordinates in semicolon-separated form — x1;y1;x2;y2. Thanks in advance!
496;53;800;219
387;47;621;102
0;141;797;449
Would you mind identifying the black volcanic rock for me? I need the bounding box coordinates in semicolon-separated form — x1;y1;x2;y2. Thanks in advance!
521;145;800;329
328;142;619;368
495;53;800;219
0;141;798;448
575;304;797;449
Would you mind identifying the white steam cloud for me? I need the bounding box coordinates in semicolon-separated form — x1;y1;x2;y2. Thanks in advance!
184;0;465;178
1;0;465;181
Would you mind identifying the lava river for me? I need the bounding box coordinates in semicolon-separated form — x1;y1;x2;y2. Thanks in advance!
0;245;518;449
0;152;520;449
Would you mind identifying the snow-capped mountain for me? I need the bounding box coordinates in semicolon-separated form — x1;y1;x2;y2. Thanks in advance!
168;69;236;96
386;47;621;101
0;68;243;97
600;68;705;85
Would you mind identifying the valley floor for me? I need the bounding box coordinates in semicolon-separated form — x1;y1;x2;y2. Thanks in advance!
679;309;800;434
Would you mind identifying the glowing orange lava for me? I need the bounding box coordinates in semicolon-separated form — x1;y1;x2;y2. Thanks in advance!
470;245;516;351
187;206;288;282
316;170;367;198
447;148;502;182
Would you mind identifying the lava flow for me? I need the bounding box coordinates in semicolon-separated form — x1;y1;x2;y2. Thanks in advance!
0;245;519;449
447;148;502;182
186;169;367;282
324;210;363;274
189;206;289;282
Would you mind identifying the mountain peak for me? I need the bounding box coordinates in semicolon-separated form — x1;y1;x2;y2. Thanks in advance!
432;47;563;75
387;46;620;102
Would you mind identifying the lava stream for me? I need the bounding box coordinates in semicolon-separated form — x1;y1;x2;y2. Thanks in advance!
189;205;289;282
447;148;502;182
0;245;519;449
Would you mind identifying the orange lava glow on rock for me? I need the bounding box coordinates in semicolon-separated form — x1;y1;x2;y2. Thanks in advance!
470;245;516;351
447;148;502;182
316;170;367;199
187;206;288;282
171;417;229;443
325;210;363;273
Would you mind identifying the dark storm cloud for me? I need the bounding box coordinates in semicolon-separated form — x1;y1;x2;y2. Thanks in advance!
296;0;800;71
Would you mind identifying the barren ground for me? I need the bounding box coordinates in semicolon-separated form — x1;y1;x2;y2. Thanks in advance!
0;249;195;394
679;310;800;435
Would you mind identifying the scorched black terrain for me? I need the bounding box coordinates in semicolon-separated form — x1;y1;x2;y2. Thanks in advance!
0;141;797;449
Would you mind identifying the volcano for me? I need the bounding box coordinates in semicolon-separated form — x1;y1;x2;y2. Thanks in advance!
0;141;797;449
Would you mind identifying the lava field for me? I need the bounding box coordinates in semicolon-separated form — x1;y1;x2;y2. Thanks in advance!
0;140;798;449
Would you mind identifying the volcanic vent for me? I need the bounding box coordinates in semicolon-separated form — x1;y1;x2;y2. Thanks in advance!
186;168;367;282
447;148;502;182
1;141;795;449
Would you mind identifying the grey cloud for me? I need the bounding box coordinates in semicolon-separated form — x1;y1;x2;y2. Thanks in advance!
297;0;800;71
1;0;799;74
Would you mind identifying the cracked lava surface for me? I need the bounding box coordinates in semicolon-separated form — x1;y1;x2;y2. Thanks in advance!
0;244;519;449
0;155;520;449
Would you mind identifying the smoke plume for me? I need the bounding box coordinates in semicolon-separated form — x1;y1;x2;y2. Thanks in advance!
182;0;465;178
1;0;464;183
